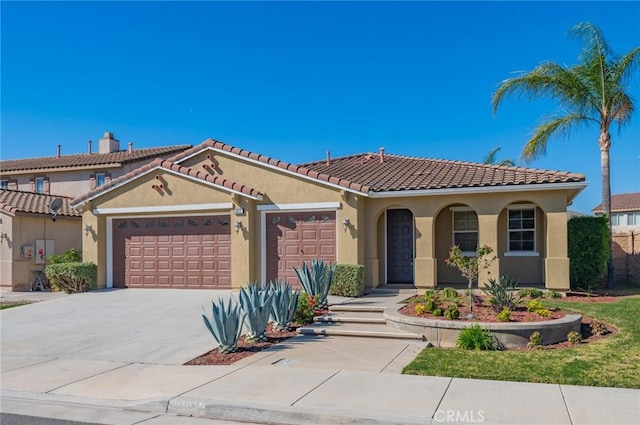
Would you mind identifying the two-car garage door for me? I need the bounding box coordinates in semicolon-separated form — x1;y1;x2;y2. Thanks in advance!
111;211;336;289
112;216;231;289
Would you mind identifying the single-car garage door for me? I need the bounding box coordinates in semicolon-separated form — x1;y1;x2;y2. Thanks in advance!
112;216;231;288
266;211;336;286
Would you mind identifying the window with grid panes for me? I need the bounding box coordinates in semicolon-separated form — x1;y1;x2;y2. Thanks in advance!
508;208;535;251
453;210;478;252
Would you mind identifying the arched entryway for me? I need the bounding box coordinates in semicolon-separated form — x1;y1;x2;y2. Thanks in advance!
386;208;414;283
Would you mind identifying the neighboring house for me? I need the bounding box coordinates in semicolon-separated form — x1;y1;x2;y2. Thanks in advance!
0;190;81;291
0;132;191;200
593;193;640;284
0;131;191;291
593;193;640;233
71;139;586;292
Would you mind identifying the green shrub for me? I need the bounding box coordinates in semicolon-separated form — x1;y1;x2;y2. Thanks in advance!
546;290;562;299
424;289;439;300
415;303;427;315
496;307;511;322
567;331;582;344
442;287;458;300
329;264;365;297
45;262;96;294
456;324;500;350
568;216;610;289
484;275;520;312
444;304;460;320
527;331;543;349
535;308;552;318
526;300;544;312
425;298;438;312
48;248;82;264
591;320;608;336
432;308;443;317
517;288;544;299
294;293;317;325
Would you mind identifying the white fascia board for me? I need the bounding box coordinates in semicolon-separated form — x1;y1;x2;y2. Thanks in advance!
257;202;341;212
94;203;233;215
72;165;261;209
368;182;588;198
204;147;368;197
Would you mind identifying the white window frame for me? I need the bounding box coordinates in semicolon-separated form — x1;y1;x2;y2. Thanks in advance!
35;177;45;194
96;173;106;187
505;204;539;256
450;206;478;256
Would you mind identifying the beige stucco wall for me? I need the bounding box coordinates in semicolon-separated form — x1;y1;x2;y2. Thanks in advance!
0;213;81;291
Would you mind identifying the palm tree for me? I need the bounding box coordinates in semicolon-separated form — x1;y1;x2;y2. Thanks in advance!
491;22;640;288
483;147;515;166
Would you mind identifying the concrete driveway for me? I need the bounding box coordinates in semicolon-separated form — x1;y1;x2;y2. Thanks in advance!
0;289;232;365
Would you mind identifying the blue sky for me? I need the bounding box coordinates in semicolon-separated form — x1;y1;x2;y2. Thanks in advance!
2;1;639;214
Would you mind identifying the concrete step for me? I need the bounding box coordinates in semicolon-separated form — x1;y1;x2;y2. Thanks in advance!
329;304;386;313
297;322;424;340
314;312;387;324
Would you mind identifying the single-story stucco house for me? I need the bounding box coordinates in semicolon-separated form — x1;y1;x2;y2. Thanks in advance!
0;190;82;291
70;139;587;292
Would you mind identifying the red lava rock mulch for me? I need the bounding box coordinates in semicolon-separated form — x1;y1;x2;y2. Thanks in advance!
185;323;300;366
400;296;568;322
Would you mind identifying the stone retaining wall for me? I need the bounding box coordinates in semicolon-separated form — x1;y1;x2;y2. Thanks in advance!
385;309;582;349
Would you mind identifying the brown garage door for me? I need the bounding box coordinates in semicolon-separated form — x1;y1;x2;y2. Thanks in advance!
112;216;231;288
266;211;336;287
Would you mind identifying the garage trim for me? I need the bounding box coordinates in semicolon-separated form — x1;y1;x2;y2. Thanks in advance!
95;203;233;215
106;211;231;289
260;202;340;283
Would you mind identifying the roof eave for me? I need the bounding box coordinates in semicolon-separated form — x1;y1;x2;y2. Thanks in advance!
368;181;588;199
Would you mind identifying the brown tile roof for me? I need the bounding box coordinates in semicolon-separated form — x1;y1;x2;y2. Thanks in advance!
168;139;372;192
592;193;640;213
71;158;263;206
0;190;80;217
0;145;192;173
300;153;586;192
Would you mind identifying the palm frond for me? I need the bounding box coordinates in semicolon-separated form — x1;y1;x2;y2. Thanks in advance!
569;22;613;61
611;47;640;86
492;62;592;115
521;113;593;162
483;147;501;164
499;159;516;167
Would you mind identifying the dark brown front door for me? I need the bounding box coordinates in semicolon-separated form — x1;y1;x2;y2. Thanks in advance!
112;216;231;288
266;211;336;287
387;209;414;283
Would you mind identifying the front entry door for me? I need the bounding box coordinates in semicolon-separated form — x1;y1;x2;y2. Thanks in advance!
386;209;414;283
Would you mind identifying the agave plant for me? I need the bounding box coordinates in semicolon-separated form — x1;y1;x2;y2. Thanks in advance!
292;258;336;309
202;298;244;354
267;279;299;331
239;283;274;342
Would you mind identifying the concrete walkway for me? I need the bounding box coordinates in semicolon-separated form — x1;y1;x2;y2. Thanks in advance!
1;290;638;424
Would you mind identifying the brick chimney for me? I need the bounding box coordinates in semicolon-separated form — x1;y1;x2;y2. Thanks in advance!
98;132;121;154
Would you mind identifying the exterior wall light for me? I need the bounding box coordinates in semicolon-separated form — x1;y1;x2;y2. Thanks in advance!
342;217;350;231
0;232;8;243
235;220;242;233
84;224;94;235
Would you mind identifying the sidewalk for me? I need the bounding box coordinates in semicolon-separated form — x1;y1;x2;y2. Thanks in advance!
1;291;639;424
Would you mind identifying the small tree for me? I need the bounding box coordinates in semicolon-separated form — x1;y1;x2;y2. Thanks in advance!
445;245;495;318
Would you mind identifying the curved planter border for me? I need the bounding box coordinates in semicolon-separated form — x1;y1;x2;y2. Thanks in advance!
385;308;582;348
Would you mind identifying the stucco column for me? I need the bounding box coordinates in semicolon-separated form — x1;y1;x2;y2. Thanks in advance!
414;216;437;289
545;211;570;290
478;213;500;288
337;195;359;266
230;198;252;289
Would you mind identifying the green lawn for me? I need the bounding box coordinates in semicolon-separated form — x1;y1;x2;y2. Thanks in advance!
0;302;30;310
402;297;640;388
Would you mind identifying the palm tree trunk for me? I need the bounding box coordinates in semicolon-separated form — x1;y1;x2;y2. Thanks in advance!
600;131;615;288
